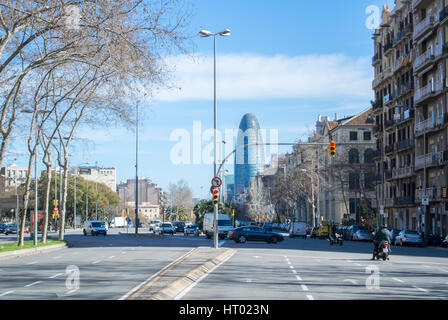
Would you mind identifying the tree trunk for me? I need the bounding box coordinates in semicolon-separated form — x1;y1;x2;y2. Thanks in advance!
58;156;69;241
18;151;35;247
42;156;52;243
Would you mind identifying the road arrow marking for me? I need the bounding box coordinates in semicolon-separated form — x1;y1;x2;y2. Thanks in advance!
343;279;359;285
0;291;14;297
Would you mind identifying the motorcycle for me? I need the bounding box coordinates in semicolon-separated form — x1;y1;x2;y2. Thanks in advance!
375;241;390;261
329;233;343;246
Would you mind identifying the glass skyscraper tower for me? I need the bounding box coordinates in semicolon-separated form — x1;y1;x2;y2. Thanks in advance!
234;113;265;198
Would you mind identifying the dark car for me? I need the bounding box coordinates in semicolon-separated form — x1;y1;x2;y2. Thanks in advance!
0;223;7;233
262;223;273;231
4;224;17;235
442;235;448;248
228;226;284;244
172;221;186;233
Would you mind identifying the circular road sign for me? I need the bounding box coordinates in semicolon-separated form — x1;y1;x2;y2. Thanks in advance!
211;176;222;188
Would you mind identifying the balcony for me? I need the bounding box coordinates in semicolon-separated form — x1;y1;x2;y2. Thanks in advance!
385;144;395;154
414;49;435;71
414;118;433;134
372;53;381;65
383;91;396;105
415;152;437;170
394;196;416;206
372;125;382;135
393;24;413;45
413;15;435;40
385;119;396;130
414;80;443;104
440;5;448;23
383;41;393;54
371;100;383;111
397;139;414;152
416;187;445;201
392;166;414;179
396;82;414;98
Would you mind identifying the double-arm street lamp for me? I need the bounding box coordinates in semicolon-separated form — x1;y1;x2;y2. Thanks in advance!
199;28;231;249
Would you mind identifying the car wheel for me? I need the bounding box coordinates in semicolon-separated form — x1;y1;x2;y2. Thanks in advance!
91;231;95;236
104;232;107;236
238;235;246;243
271;237;278;244
83;230;87;236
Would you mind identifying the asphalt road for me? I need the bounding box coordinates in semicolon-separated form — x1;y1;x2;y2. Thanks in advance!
0;228;203;300
1;229;447;300
179;236;448;300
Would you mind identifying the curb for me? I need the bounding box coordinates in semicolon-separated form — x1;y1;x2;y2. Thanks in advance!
0;243;68;261
137;248;235;300
122;247;199;300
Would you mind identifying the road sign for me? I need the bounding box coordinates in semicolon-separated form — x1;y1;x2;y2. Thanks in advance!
422;196;429;206
211;176;222;188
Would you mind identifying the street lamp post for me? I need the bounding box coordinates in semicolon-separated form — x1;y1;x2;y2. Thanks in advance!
200;28;231;249
301;169;320;227
135;100;139;235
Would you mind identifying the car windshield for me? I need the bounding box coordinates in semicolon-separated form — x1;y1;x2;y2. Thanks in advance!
91;222;104;228
218;220;232;226
162;223;171;227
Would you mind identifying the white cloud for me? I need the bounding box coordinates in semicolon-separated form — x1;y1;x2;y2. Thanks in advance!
154;53;373;102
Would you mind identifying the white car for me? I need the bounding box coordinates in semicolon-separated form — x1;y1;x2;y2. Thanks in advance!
158;222;175;235
83;221;107;236
289;222;308;238
149;220;161;232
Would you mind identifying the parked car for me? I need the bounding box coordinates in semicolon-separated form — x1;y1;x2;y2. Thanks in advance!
184;223;200;236
149;220;161;232
203;213;233;240
159;222;175;235
346;225;367;241
442;235;448;248
4;224;17;235
352;229;372;241
228;226;284;244
262;223;273;231
426;234;445;246
0;223;7;233
172;221;186;233
394;230;423;247
83;221;107;236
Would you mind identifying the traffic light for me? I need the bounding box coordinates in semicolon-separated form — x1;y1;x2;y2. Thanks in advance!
212;187;219;205
328;141;336;157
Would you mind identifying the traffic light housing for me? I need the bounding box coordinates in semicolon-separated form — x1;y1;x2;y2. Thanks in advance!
212;187;219;205
328;141;336;157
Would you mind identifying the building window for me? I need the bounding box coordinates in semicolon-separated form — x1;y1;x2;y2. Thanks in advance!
349;198;360;214
349;149;359;164
364;131;371;141
364;149;375;164
350;131;358;141
349;173;360;190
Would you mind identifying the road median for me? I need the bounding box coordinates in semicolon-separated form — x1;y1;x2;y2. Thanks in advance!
125;246;235;300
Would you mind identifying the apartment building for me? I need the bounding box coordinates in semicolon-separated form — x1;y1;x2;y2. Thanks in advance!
0;165;28;193
372;0;448;237
73;166;117;192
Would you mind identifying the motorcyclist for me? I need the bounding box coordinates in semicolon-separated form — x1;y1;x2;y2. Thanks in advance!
371;225;392;260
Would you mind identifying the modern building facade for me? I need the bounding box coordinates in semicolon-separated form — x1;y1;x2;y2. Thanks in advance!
0;165;28;193
234;113;265;199
72;166;117;192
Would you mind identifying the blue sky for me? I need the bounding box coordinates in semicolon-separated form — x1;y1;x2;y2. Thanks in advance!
7;0;389;199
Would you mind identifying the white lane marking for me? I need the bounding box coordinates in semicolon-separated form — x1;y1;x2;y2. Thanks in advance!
120;248;196;300
92;260;101;264
27;261;37;265
244;279;252;283
354;263;362;267
254;256;260;259
25;281;42;287
292;270;297;274
0;291;14;297
121;251;127;254
413;286;428;293
289;266;294;269
52;256;61;260
49;273;63;279
439;268;448;273
392;278;405;283
307;295;314;300
301;284;309;291
218;240;226;247
296;275;302;281
73;252;79;255
174;250;237;300
287;261;291;265
109;256;115;259
343;279;359;285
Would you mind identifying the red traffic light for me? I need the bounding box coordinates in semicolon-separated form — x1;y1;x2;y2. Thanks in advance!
330;141;336;147
213;189;219;195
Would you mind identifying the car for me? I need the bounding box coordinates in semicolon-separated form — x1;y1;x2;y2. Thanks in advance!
228;226;284;244
442;235;448;248
172;221;186;233
0;223;7;233
184;223;200;236
346;225;367;241
159;222;175;235
83;221;107;236
149;220;161;232
4;224;17;235
394;230;423;247
352;229;372;241
426;234;445;246
261;223;273;231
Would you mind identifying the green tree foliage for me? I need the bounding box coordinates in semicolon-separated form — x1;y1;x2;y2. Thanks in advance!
193;200;235;229
165;205;189;222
